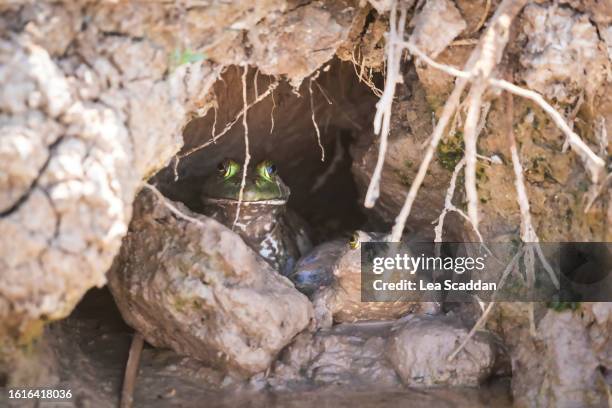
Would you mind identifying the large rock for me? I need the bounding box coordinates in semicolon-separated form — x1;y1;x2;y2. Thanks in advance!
387;315;496;387
108;189;313;376
270;321;401;389
248;0;358;87
271;314;498;390
505;304;611;408
0;1;221;351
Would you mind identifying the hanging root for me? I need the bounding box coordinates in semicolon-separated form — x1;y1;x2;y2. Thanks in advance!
311;137;344;192
270;77;277;134
433;158;487;245
386;0;522;241
489;78;606;183
233;66;251;229
364;1;408;209
447;247;523;361
505;88;559;289
178;78;278;160
382;0;606;242
309;71;325;162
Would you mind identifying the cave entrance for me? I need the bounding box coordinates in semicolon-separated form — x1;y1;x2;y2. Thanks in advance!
153;60;381;242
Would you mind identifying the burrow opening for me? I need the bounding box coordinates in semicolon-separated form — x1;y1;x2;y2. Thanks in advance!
153;60;382;242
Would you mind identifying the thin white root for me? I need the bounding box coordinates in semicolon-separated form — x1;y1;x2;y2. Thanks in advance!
449;301;496;362
448;247;523;362
463;85;485;230
392;38;606;241
434;158;466;243
583;118;609;211
270;78;276;134
404;44;605;185
389;0;528;241
490;78;606;183
404;41;472;79
433;158;487;246
389;68;469;241
364;1;407;208
233;66;251;229
506;91;559;288
211;100;218;144
309;72;325;162
172;155;180;181
314;80;333;105
253;68;259;99
179;80;278;159
311;137;344;192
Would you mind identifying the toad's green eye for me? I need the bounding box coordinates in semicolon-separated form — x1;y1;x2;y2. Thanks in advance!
348;232;360;250
257;160;277;182
217;159;240;180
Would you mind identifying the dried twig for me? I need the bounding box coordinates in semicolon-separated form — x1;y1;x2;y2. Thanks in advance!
473;0;492;33
233;66;251;229
120;332;144;408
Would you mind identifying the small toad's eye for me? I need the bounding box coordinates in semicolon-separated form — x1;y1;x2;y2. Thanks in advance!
257;160;277;182
217;159;240;180
348;232;360;250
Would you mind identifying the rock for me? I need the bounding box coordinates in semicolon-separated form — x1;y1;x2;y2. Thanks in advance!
108;189;313;377
559;0;612;25
408;0;466;58
248;0;358;87
310;231;440;328
520;4;610;104
387;315;496;387
508;306;610;408
586;303;612;371
288;239;346;296
0;1;221;349
270;321;401;389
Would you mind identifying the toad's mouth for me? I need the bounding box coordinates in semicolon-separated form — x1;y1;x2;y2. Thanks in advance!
202;197;287;205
